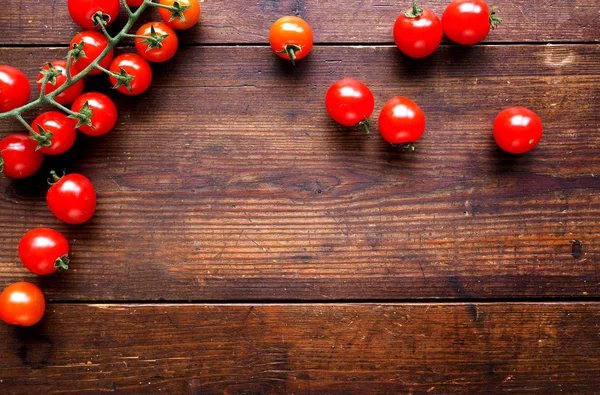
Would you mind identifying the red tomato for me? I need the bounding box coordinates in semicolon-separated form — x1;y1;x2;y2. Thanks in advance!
30;111;77;155
442;0;502;45
68;0;121;30
325;78;375;132
135;22;179;63
378;97;426;144
126;0;145;7
109;54;153;96
38;60;85;105
0;134;44;179
71;92;118;136
70;31;114;76
269;16;314;65
0;65;30;113
47;172;97;225
19;228;70;275
493;107;543;154
394;1;443;58
0;282;45;327
158;0;201;30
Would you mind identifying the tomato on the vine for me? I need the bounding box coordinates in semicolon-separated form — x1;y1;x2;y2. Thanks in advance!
378;96;426;144
269;16;314;65
70;31;114;76
109;54;153;96
68;0;121;31
394;1;443;58
0;65;30;113
47;172;97;225
135;22;179;63
38;60;85;105
0;134;44;179
325;78;375;133
0;282;45;327
158;0;201;30
442;0;502;45
493;106;542;154
71;92;118;136
19;228;70;275
30;111;77;155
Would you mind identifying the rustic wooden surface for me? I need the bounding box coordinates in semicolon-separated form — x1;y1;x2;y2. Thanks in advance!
1;0;599;393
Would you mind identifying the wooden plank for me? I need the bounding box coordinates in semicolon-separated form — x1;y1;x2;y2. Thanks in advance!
0;0;598;45
0;303;598;393
1;45;599;301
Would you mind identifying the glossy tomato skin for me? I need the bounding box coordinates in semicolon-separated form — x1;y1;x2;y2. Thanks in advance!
70;31;114;76
47;173;97;225
30;111;77;155
68;0;120;30
493;107;543;154
0;282;45;327
394;9;443;58
38;61;85;105
0;134;44;179
158;0;201;30
71;93;118;136
325;78;375;127
378;97;426;144
135;22;179;63
0;65;30;113
269;16;314;63
442;0;492;45
109;54;153;96
19;228;70;275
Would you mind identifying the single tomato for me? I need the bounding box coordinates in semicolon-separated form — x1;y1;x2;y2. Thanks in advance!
442;0;502;45
0;282;45;327
0;134;44;179
158;0;201;30
493;106;543;154
394;1;443;58
47;172;97;225
71;92;118;136
30;111;77;155
325;78;375;133
269;16;314;65
70;31;114;76
19;228;70;275
0;65;30;113
135;22;179;63
38;60;85;105
109;54;153;96
378;96;426;144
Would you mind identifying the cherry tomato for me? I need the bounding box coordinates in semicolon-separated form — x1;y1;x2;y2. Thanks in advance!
0;65;30;113
269;16;314;65
30;111;77;155
0;282;45;327
325;78;375;132
19;228;70;275
37;60;85;105
71;92;118;136
442;0;502;45
0;134;44;179
394;1;443;58
378;96;426;144
493;106;543;154
158;0;201;30
135;22;179;63
109;54;153;96
68;0;120;31
70;31;114;76
47;172;97;225
126;0;145;7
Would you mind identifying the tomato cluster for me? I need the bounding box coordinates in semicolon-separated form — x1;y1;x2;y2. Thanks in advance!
0;0;200;327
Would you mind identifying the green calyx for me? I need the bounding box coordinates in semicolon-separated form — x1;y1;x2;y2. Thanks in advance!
69;41;87;63
69;101;95;129
489;6;503;29
92;11;112;28
0;156;4;173
30;124;54;150
358;118;371;134
167;1;191;22
111;67;135;92
48;170;64;185
404;0;423;18
38;63;62;86
278;44;303;66
54;254;70;271
142;25;168;50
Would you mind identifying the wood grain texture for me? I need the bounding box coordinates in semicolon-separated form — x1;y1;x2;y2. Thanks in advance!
0;0;598;45
0;45;599;301
1;303;599;394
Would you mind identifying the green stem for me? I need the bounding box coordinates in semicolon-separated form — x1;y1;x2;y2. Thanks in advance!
49;99;81;118
122;0;134;16
358;118;371;134
404;0;423;18
15;114;36;135
124;33;152;40
94;64;121;79
54;255;70;271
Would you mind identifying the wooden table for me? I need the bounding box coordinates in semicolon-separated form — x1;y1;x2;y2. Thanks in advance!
1;1;599;393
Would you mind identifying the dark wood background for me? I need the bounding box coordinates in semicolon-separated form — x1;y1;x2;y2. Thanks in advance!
0;0;599;393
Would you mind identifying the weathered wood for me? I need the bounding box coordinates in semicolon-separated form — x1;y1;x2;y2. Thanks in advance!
0;46;598;301
0;303;599;393
0;0;598;45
